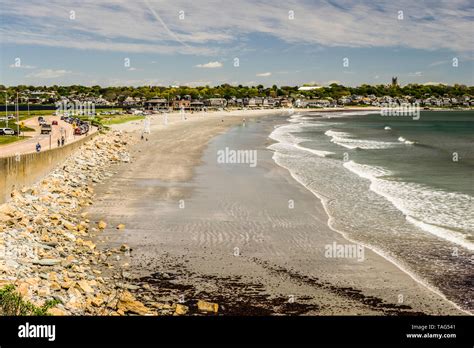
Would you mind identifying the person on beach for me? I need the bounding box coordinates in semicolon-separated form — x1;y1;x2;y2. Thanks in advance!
61;136;65;146
57;139;60;147
35;142;41;152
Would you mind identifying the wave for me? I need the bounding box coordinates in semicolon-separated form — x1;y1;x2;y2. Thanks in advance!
398;136;415;145
268;118;473;313
294;143;334;157
269;124;335;158
325;130;398;149
317;110;380;118
343;161;474;251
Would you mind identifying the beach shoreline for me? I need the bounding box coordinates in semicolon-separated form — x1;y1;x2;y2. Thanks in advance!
86;109;467;315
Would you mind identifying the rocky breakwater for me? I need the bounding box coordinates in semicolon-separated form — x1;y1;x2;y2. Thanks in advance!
0;131;153;315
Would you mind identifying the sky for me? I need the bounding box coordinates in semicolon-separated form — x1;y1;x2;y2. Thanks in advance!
1;0;473;87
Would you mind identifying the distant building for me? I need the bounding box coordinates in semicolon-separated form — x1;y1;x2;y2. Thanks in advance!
391;77;398;87
298;86;324;91
204;98;227;108
279;98;293;107
144;98;168;111
190;101;204;111
172;99;191;110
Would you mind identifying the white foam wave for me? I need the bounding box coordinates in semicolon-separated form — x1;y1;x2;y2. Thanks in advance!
294;143;334;157
325;130;397;149
343;161;474;251
397;136;415;145
269;124;335;158
319;111;380;118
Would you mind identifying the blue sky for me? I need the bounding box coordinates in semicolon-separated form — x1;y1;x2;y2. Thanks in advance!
1;0;473;87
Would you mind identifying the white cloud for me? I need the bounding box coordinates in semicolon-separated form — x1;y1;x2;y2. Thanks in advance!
195;61;223;68
181;81;212;87
9;64;36;69
27;69;72;79
0;0;471;55
408;71;423;77
256;72;271;77
423;82;445;86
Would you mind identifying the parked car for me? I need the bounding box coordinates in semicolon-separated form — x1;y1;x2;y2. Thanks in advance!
52;120;58;125
0;127;15;135
74;123;90;135
41;124;52;134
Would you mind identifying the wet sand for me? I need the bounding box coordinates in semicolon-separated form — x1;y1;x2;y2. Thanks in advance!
86;111;465;315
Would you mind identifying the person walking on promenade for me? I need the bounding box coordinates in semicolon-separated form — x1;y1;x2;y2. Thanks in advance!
36;142;41;153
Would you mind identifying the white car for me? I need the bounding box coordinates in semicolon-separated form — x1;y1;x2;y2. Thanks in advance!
0;128;15;135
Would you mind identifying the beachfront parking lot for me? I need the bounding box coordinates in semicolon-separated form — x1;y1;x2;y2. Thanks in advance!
0;115;96;157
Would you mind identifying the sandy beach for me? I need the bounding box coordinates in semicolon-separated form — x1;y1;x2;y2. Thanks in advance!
85;109;466;315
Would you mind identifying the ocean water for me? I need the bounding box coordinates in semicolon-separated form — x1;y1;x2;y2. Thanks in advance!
268;110;474;312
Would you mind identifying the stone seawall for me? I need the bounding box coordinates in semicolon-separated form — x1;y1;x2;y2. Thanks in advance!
0;133;98;204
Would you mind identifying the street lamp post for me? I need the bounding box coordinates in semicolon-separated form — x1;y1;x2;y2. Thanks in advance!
16;92;19;138
1;90;9;128
5;91;7;128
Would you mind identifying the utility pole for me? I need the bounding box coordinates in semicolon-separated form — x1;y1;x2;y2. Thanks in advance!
16;92;19;138
5;91;8;128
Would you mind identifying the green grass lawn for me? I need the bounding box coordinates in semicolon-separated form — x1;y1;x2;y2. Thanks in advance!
0;135;29;145
100;114;145;125
2;108;124;121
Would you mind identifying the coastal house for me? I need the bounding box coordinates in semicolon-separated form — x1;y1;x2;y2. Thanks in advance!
204;98;227;109
144;98;169;111
226;98;238;108
172;99;191;110
263;98;278;108
279;98;293;107
190;101;205;111
246;97;263;108
305;99;331;108
122;96;139;106
338;96;352;104
294;99;305;108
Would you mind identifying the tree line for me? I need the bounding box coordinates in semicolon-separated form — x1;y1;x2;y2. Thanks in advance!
1;83;473;104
